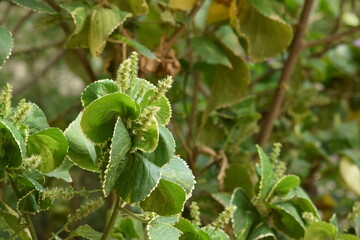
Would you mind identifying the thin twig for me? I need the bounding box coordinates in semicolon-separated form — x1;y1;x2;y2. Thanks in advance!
217;150;228;191
188;72;200;145
24;213;38;240
258;0;315;148
101;196;120;240
303;26;360;48
168;122;193;161
14;51;64;96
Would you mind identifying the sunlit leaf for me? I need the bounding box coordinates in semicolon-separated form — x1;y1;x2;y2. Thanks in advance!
148;215;182;240
27;128;68;173
81;93;140;144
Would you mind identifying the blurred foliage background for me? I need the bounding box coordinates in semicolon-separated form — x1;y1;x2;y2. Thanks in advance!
0;0;360;239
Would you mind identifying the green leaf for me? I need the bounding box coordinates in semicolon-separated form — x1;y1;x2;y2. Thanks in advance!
211;193;231;208
161;156;195;196
113;34;158;59
269;202;305;238
9;0;56;14
231;188;261;240
66;6;131;56
44;159;73;183
132;118;159;153
0;26;13;68
81;79;120;108
0;201;31;239
61;2;90;34
65;112;97;172
223;163;253;195
255;146;276;202
202;226;230;240
304;221;337;240
267;175;300;200
287;187;320;218
338;234;360;240
148;215;182;240
0;119;26;169
68;224;117;240
248;223;276;240
215;25;245;58
191;37;232;68
81;93;140;144
114;153;162;203
230;0;293;62
140;179;186;216
142;126;176;167
174;217;199;236
203;51;249;122
22;103;49;134
27;128;68;173
103;118;131;196
109;0;148;16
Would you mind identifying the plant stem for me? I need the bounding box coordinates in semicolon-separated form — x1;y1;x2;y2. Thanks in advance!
24;213;38;240
257;0;315;148
101;196;121;240
119;207;149;223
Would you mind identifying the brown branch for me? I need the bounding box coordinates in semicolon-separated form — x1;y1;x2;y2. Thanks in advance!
168;121;193;162
13;51;65;96
257;0;315;148
217;150;228;191
45;0;97;83
303;26;360;48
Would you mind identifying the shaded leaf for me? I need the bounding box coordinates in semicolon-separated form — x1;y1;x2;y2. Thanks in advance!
113;34;158;59
9;0;56;14
109;0;148;16
143;126;175;167
256;146;276;202
148;215;182;240
230;0;293;62
114;153;161;203
68;224;117;240
0;119;26;169
191;37;232;68
203;51;249;122
0;26;13;68
103;118;131;196
140;179;186;216
231;188;261;240
65;112;97;172
248;223;276;240
44;159;73;183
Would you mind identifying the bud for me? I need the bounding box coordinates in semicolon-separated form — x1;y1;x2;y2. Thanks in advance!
136;106;159;131
270;142;286;178
68;197;104;223
129;52;139;81
212;205;236;229
302;212;319;225
116;58;131;92
43;186;75;201
149;76;173;103
22;154;41;170
11;99;32;127
190;202;201;226
0;83;13;118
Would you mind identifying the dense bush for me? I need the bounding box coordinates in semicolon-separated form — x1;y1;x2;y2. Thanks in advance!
0;0;359;239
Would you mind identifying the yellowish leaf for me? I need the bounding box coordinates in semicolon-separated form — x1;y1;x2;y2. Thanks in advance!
340;157;360;196
169;0;196;11
207;1;230;24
